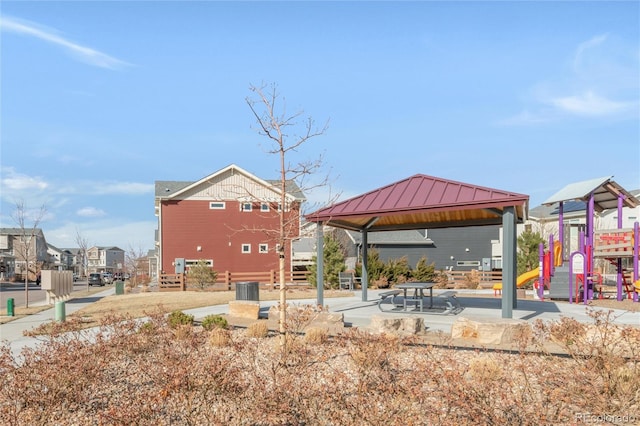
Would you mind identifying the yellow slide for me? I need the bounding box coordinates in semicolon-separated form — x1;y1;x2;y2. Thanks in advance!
517;267;540;287
492;267;540;294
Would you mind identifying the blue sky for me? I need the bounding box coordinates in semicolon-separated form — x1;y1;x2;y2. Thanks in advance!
1;1;638;251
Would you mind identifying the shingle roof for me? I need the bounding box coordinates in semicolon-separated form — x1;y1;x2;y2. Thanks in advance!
154;165;304;201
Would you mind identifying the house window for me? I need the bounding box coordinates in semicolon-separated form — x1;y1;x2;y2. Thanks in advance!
241;244;251;254
260;203;269;212
241;202;252;212
185;259;214;268
209;202;225;210
259;244;268;253
456;261;480;267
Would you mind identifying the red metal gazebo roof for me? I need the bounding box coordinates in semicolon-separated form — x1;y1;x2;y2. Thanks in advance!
305;174;529;231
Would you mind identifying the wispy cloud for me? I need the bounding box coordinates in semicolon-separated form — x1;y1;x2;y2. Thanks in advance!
94;182;155;195
55;180;154;196
496;110;555;126
0;15;131;70
500;33;638;126
0;167;49;191
573;33;608;71
77;207;107;218
549;91;634;116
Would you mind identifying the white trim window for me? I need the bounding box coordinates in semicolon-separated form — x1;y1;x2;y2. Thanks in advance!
185;259;214;268
259;243;268;254
260;203;269;212
209;202;226;210
241;202;253;212
241;244;251;254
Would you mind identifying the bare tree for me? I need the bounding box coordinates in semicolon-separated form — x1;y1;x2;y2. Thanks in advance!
125;244;148;289
246;82;329;343
75;227;90;291
12;200;47;308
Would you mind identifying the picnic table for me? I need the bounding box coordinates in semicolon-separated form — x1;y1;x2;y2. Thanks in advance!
377;282;462;314
395;282;436;311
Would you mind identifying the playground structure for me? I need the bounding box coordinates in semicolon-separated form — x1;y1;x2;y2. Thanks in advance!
537;177;640;304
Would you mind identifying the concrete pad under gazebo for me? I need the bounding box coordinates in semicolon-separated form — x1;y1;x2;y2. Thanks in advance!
305;174;529;319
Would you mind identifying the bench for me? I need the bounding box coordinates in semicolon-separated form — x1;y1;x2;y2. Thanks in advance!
339;272;354;290
435;291;462;313
377;290;402;311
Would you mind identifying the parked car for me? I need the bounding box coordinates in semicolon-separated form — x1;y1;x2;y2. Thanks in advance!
101;273;114;284
88;273;104;287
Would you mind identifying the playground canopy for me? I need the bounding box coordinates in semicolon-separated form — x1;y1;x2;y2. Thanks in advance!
305;174;529;318
543;176;639;210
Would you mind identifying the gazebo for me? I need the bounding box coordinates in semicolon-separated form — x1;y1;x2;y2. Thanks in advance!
305;174;529;318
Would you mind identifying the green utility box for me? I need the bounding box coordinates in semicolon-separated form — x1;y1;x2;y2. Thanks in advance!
55;301;66;322
115;280;124;295
7;298;14;317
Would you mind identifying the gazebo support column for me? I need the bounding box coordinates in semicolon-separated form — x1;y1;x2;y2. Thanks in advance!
502;206;517;318
316;222;324;307
361;230;368;302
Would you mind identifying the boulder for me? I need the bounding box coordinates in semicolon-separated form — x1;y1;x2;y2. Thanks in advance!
228;300;260;320
267;305;345;333
369;314;424;335
451;316;530;345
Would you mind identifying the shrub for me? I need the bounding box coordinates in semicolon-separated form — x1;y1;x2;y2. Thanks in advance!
461;269;480;289
187;259;218;290
382;256;411;284
304;327;328;345
433;271;450;289
201;314;228;330
307;233;346;289
246;321;269;338
209;328;231;347
138;321;156;334
413;256;436;282
167;310;194;328
356;248;385;283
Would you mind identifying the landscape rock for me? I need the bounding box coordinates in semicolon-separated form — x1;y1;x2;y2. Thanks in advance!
369;314;424;335
228;300;260;320
267;305;345;333
451;316;530;345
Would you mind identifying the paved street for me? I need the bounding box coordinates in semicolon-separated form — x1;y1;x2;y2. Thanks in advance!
0;280;102;308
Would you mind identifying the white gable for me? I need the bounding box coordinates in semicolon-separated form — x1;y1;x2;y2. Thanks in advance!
177;167;285;202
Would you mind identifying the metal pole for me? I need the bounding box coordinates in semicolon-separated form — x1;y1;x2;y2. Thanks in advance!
502;206;516;318
316;222;324;307
617;194;624;300
361;230;368;302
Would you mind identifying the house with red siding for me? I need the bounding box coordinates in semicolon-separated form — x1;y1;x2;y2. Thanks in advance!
154;164;305;277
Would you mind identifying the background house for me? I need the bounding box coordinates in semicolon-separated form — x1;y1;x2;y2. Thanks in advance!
294;225;501;275
0;227;50;281
87;246;125;274
155;164;305;277
47;243;74;271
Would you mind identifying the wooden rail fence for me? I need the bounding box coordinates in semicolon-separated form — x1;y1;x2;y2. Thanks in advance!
443;270;502;289
159;270;311;292
159;269;503;292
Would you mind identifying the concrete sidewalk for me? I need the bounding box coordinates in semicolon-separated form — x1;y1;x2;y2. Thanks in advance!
0;287;116;357
182;288;640;333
